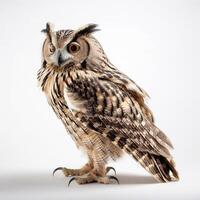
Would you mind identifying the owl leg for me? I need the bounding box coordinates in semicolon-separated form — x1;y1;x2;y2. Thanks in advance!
68;168;119;185
53;161;94;177
68;149;119;185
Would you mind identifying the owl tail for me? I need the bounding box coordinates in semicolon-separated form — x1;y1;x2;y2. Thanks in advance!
131;150;179;182
151;154;179;182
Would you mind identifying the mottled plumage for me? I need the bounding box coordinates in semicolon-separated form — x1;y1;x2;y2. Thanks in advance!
37;23;179;184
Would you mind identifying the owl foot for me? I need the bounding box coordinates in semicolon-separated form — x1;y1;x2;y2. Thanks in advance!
68;173;119;186
53;163;93;177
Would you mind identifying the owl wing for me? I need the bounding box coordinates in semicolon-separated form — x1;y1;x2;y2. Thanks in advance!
67;71;178;182
76;112;172;158
97;71;173;149
96;68;155;122
74;111;178;182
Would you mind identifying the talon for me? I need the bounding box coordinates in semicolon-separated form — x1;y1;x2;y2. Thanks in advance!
106;167;117;175
68;177;76;187
53;167;63;176
109;176;119;184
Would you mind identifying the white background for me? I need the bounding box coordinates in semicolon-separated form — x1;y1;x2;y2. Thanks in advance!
0;0;200;199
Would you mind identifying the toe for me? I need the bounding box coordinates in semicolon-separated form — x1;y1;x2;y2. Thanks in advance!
68;176;96;185
53;167;73;177
68;177;76;186
109;175;120;184
106;166;117;175
53;167;63;176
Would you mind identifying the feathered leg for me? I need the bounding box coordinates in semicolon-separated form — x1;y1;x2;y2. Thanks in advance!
68;146;119;185
53;162;93;177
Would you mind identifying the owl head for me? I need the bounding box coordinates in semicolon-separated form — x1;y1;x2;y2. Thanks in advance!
41;23;104;68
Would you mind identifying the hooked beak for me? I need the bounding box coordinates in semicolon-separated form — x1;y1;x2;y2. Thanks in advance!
56;49;72;67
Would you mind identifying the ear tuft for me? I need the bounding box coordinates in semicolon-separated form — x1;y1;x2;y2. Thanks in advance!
78;24;100;35
41;22;55;43
41;22;55;32
72;24;100;41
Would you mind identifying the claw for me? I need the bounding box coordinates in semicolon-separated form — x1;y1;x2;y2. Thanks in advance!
68;177;76;187
53;167;63;176
109;175;119;184
106;167;117;175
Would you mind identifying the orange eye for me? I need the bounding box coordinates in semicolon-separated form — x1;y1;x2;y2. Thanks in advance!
68;42;80;53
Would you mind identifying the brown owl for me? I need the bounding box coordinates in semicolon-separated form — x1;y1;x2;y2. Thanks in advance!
37;23;179;185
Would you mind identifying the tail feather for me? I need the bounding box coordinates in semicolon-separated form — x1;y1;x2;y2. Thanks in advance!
151;155;179;182
130;149;179;182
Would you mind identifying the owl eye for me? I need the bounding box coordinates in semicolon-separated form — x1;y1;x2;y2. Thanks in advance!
68;42;80;53
49;43;55;53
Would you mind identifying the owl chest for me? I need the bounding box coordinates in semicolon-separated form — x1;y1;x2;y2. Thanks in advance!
42;73;86;116
63;88;87;113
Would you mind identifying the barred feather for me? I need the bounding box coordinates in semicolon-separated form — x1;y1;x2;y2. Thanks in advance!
38;23;179;183
75;112;179;182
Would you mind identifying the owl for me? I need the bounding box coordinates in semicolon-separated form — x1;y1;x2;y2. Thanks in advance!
37;23;179;185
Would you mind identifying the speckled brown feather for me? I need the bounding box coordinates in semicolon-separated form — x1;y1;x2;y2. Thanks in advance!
38;23;179;183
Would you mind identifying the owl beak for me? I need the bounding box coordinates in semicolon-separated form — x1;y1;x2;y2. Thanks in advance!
58;52;65;66
57;50;71;67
